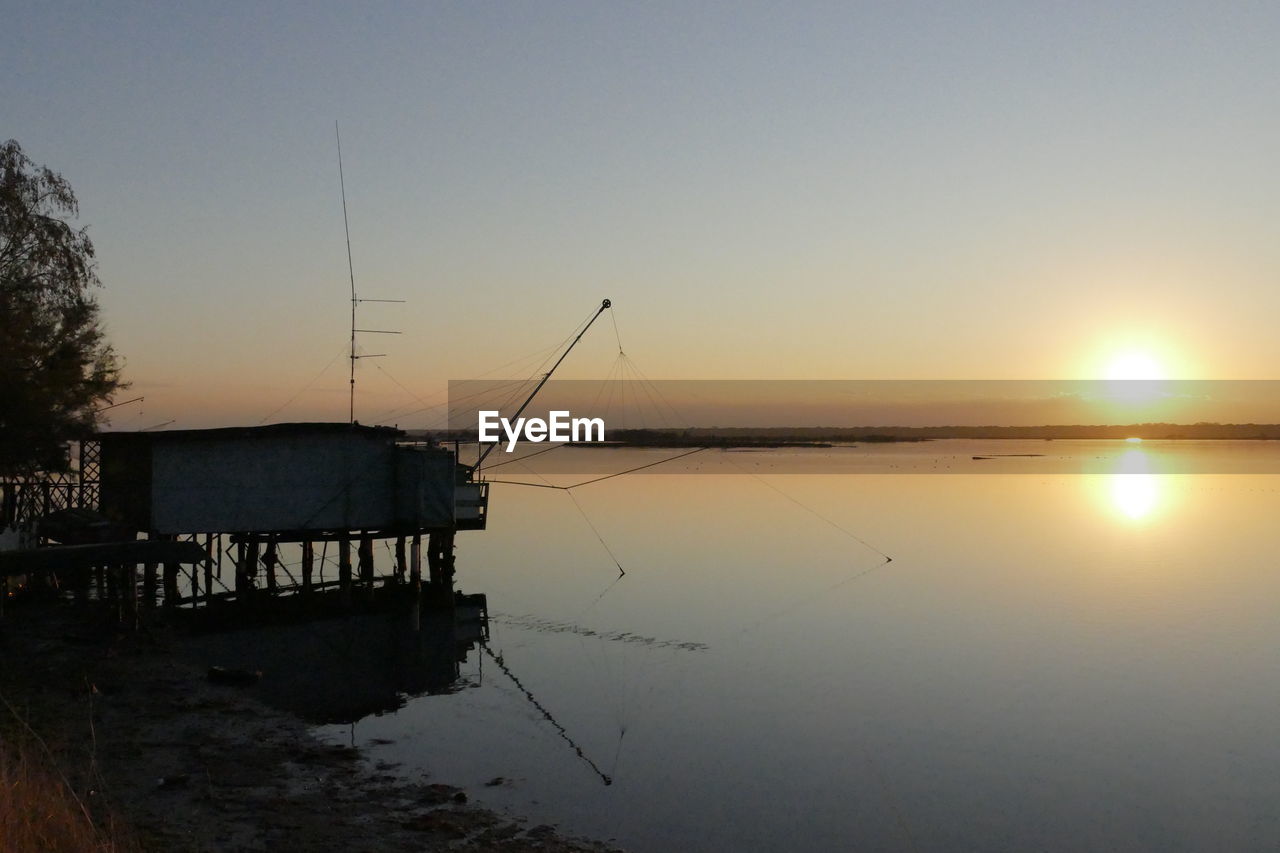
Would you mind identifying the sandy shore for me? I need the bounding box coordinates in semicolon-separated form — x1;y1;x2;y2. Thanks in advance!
0;603;623;852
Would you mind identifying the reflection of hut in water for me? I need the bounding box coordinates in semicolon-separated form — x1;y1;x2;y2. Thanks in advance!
184;592;489;725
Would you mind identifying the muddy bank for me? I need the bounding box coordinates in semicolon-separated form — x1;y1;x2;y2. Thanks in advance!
0;604;623;852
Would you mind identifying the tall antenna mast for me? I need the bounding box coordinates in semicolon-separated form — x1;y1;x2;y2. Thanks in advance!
336;122;403;423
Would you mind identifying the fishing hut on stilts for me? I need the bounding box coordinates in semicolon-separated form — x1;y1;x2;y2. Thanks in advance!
84;422;488;626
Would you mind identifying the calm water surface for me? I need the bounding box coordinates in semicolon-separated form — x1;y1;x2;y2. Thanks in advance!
316;441;1280;851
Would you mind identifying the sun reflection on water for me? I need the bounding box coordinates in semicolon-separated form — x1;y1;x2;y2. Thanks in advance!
1108;448;1162;522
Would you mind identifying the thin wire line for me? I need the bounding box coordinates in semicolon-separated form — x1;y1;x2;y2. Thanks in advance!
485;447;707;490
566;447;707;488
567;490;624;575
258;347;347;424
727;458;893;563
482;442;570;470
610;309;623;353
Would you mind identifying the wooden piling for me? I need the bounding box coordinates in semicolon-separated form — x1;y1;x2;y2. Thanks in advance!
245;537;260;600
235;538;259;600
73;564;89;606
264;537;278;593
104;560;117;603
358;533;374;588
425;530;457;607
122;562;138;629
143;560;158;608
208;534;218;607
199;533;214;603
441;531;456;582
427;531;442;586
163;558;179;606
410;533;421;583
395;535;407;581
338;535;352;604
162;535;180;606
301;540;315;593
189;538;201;604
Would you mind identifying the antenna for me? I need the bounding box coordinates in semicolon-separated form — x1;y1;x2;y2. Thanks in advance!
336;122;404;423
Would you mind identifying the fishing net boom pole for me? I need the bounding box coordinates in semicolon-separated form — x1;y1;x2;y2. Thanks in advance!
475;299;612;468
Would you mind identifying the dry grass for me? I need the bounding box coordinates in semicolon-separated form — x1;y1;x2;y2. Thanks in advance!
0;696;136;853
0;738;112;852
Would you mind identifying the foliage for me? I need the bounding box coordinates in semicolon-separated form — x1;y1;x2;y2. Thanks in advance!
0;139;123;478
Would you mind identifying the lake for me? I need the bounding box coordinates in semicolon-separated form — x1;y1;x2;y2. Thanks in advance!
311;440;1280;851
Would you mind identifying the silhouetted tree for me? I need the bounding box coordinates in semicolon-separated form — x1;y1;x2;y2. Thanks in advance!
1;139;123;478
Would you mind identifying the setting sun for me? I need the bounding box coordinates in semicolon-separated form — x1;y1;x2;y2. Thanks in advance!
1104;351;1167;381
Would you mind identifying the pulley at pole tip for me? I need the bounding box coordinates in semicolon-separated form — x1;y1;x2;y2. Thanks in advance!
601;299;611;309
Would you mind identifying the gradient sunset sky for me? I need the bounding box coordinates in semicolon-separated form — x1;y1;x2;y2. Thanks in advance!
6;2;1278;429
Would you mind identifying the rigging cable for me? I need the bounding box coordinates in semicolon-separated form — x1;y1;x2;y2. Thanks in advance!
480;442;569;470
610;307;624;353
504;454;627;578
567;446;706;488
727;457;893;563
258;346;348;425
371;361;437;422
486;446;707;491
368;305;596;426
567;490;625;576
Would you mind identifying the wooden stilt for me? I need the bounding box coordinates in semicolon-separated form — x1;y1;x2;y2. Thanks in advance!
189;536;202;604
395;535;407;581
441;530;456;609
264;537;278;594
143;560;158;608
358;533;374;587
105;561;117;602
338;534;352;604
162;535;179;606
208;534;218;607
122;563;138;629
410;533;422;583
301;540;315;593
246;537;260;600
162;557;179;606
234;540;246;596
424;529;457;606
236;537;260;600
441;530;456;582
427;531;442;586
73;564;89;605
197;533;213;604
